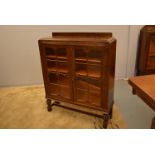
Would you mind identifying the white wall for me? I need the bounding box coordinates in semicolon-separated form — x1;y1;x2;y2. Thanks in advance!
0;25;139;86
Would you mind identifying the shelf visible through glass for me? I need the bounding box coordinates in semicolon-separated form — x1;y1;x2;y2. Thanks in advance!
75;63;101;78
46;55;67;60
75;47;102;64
75;58;101;64
45;47;67;60
47;60;69;74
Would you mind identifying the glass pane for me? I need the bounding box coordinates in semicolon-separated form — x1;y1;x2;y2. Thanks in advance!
88;49;102;63
75;48;87;62
89;80;101;91
88;79;101;106
75;63;87;76
58;74;70;86
45;47;56;59
76;77;88;91
59;86;70;99
75;77;101;104
50;84;59;95
87;79;101;90
47;60;57;72
87;64;101;78
48;73;58;84
57;48;67;60
57;61;68;74
89;90;101;106
76;89;88;103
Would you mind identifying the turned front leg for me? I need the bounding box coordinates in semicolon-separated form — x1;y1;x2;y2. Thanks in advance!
46;99;52;112
103;114;110;129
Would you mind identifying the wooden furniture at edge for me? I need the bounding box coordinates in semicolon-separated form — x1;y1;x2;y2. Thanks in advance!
38;33;117;128
137;25;155;75
128;74;155;129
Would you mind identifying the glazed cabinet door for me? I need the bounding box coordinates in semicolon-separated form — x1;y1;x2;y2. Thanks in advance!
74;46;106;109
146;36;155;70
42;45;73;101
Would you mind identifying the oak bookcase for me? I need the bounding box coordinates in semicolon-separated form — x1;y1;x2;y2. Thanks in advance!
38;33;116;128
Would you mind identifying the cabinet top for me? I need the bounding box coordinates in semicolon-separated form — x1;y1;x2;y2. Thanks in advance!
39;32;116;44
142;25;155;32
52;32;112;38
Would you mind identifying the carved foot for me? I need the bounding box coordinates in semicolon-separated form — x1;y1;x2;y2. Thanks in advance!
103;114;110;129
46;99;52;112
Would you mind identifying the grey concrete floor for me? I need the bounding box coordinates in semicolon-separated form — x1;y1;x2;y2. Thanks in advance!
114;80;154;129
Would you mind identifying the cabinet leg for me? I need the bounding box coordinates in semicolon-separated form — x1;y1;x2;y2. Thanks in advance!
46;99;60;112
103;114;110;129
109;107;113;119
46;99;52;112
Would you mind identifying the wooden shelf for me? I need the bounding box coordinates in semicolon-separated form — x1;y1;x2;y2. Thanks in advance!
48;67;57;72
75;58;87;63
76;70;100;78
76;70;87;76
88;59;101;63
75;58;101;63
48;68;68;74
57;56;67;60
46;55;67;60
88;71;100;78
148;53;155;57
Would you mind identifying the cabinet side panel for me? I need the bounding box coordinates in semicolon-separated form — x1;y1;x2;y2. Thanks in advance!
38;40;50;97
107;40;116;112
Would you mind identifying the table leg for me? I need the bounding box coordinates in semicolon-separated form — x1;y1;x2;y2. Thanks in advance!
151;116;155;129
132;88;136;95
